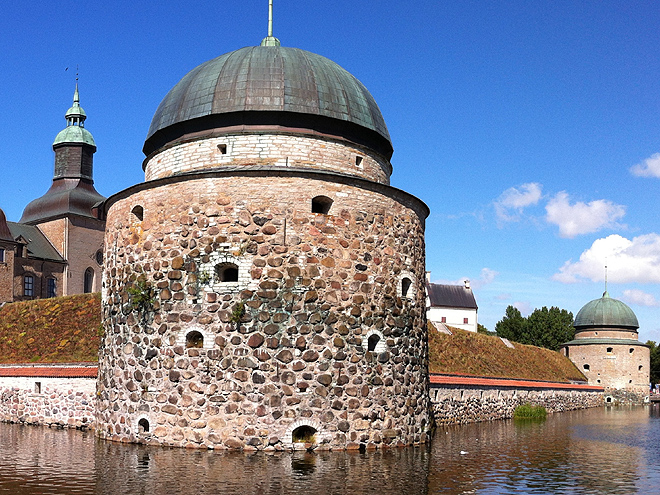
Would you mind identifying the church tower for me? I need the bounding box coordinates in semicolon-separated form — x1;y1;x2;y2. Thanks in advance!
20;84;106;295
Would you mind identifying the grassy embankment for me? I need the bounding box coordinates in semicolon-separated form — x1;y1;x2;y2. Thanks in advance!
428;322;586;383
0;293;101;363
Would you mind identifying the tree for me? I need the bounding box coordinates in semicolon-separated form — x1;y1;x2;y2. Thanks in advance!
477;323;496;336
646;341;660;385
495;305;574;351
495;305;526;342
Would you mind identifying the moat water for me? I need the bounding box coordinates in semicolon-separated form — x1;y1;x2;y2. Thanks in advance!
1;405;659;494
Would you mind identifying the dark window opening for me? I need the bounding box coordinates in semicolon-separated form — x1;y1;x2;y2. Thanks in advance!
131;205;144;222
463;317;469;324
0;248;4;262
34;382;41;394
401;277;412;298
441;317;446;323
606;397;612;403
218;144;227;154
355;156;363;168
24;275;34;297
292;425;317;443
311;196;333;214
186;331;204;349
215;263;239;282
629;348;634;354
583;364;590;371
138;418;150;433
47;278;56;298
367;334;381;352
95;250;103;266
606;347;613;354
84;268;94;293
639;365;643;371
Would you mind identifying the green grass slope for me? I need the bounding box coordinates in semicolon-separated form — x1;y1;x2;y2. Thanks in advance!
0;293;101;363
428;323;586;383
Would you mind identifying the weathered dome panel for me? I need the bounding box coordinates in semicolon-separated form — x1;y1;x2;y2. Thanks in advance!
144;46;392;157
574;292;639;329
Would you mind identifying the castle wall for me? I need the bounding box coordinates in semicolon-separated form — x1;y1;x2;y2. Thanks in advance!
97;172;429;450
144;133;391;185
0;373;96;428
0;242;16;303
430;376;603;425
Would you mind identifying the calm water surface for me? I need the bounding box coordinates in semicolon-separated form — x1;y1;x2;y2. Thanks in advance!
1;406;659;494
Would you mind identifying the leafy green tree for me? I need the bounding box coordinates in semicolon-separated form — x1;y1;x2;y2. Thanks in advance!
477;323;496;336
495;305;574;351
495;305;526;342
646;341;660;385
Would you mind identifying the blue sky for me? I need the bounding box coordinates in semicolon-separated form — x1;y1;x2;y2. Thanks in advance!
1;1;659;341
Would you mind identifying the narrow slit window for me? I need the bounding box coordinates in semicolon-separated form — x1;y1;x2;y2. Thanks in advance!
355;156;363;168
401;277;412;298
84;268;94;293
367;334;380;352
47;278;56;298
34;382;41;394
311;196;333;214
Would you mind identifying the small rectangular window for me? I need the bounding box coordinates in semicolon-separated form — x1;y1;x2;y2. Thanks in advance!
34;382;41;394
24;275;34;297
464;318;469;324
0;248;4;262
218;144;227;154
441;317;446;323
47;278;56;298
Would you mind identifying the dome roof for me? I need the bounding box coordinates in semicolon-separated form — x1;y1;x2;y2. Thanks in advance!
574;291;639;330
53;126;96;147
144;46;392;158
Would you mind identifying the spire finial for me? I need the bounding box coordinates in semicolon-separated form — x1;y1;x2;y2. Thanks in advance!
260;0;281;46
603;263;609;298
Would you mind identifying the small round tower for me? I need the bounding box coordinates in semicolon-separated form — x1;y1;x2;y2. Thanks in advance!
562;291;650;403
96;26;430;449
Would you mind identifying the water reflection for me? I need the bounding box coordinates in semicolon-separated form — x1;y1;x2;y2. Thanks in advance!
1;407;660;494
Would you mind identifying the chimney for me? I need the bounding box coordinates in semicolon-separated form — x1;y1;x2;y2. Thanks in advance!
464;279;470;289
425;271;431;283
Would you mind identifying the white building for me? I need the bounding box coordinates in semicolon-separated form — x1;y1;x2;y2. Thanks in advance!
426;274;478;332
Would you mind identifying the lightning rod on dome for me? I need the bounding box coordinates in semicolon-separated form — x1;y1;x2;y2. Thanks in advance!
260;0;281;46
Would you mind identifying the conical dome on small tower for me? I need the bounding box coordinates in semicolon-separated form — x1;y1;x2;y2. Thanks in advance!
20;84;105;224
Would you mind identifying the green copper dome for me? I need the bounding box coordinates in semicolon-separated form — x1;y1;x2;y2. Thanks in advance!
144;45;392;158
574;291;639;330
53;84;96;148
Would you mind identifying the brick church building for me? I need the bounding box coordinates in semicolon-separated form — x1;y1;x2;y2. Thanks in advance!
0;85;105;303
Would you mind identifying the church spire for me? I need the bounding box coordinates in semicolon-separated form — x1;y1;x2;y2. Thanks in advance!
260;0;281;46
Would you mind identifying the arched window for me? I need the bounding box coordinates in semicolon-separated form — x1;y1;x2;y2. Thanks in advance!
292;425;317;444
23;275;34;297
311;196;333;214
84;268;94;293
367;334;381;352
401;277;412;298
215;263;238;282
186;330;204;349
138;418;150;433
131;205;144;222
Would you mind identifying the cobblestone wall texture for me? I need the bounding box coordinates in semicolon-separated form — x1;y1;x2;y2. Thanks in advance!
430;386;603;425
97;166;430;450
0;377;95;428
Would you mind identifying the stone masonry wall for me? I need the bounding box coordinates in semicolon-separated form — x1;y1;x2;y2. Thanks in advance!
97;172;429;450
431;385;603;425
144;133;391;185
0;376;96;428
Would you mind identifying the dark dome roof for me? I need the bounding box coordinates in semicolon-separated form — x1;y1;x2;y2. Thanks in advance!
144;46;392;158
574;291;639;330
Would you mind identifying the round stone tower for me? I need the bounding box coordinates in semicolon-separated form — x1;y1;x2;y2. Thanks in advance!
561;291;650;404
96;33;430;450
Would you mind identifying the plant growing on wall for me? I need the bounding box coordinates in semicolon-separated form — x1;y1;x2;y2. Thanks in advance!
127;280;156;316
230;301;245;330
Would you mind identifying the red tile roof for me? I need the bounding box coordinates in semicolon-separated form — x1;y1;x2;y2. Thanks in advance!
430;373;603;391
0;365;97;378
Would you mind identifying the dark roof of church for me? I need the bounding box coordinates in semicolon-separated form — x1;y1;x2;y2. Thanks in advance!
144;46;392;159
20;179;105;225
0;208;13;241
6;222;64;262
427;283;478;310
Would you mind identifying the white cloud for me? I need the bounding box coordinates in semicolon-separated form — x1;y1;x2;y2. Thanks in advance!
495;293;511;301
630;152;660;178
621;289;659;307
553;233;660;283
494;183;543;222
513;301;532;316
545;192;626;238
432;268;498;289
